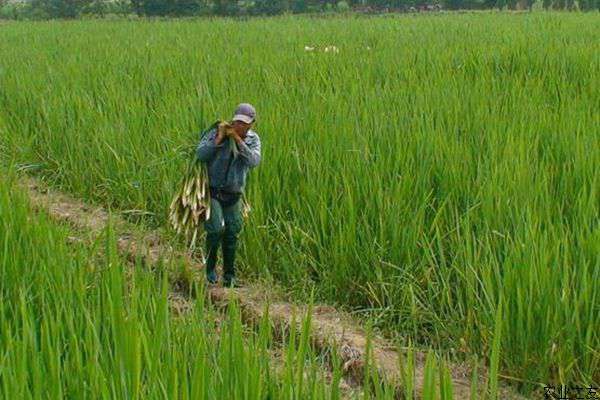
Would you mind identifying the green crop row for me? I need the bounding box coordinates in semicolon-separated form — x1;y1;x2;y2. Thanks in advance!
0;174;498;399
1;13;598;389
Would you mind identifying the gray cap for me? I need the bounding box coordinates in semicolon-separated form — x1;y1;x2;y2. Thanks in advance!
232;103;256;124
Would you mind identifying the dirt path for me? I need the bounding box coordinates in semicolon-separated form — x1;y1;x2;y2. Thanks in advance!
21;176;523;399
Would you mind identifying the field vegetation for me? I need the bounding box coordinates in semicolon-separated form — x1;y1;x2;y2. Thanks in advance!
0;176;394;399
1;13;599;391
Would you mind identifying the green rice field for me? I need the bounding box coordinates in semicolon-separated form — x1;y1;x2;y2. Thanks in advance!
1;13;599;393
0;178;392;399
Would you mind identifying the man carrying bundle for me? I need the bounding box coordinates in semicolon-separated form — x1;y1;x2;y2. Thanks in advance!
196;103;261;287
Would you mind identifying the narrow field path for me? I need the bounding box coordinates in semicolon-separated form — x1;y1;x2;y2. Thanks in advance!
20;176;523;400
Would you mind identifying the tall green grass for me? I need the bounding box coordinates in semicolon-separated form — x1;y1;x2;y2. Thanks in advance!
0;177;342;398
1;13;598;388
0;174;466;398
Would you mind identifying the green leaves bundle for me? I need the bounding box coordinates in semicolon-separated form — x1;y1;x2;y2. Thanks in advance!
169;155;211;248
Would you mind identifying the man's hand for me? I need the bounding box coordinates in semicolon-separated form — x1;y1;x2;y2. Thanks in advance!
216;122;243;145
231;132;244;145
215;125;227;145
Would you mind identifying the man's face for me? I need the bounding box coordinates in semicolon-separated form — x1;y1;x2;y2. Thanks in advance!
232;120;252;137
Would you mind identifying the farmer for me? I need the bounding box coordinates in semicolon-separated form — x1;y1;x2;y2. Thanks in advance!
196;103;261;287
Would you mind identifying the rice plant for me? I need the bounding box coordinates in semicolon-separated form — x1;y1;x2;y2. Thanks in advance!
1;174;464;398
169;153;211;246
1;13;598;392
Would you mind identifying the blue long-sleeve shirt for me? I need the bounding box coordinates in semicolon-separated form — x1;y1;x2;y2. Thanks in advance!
196;128;261;194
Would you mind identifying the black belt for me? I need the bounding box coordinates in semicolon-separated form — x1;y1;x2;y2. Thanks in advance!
210;187;241;207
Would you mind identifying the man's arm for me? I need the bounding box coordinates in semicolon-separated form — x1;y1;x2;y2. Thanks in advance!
196;128;225;162
233;134;261;168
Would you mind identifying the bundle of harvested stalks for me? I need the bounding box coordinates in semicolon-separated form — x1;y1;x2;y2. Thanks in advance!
169;155;211;248
169;121;252;248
